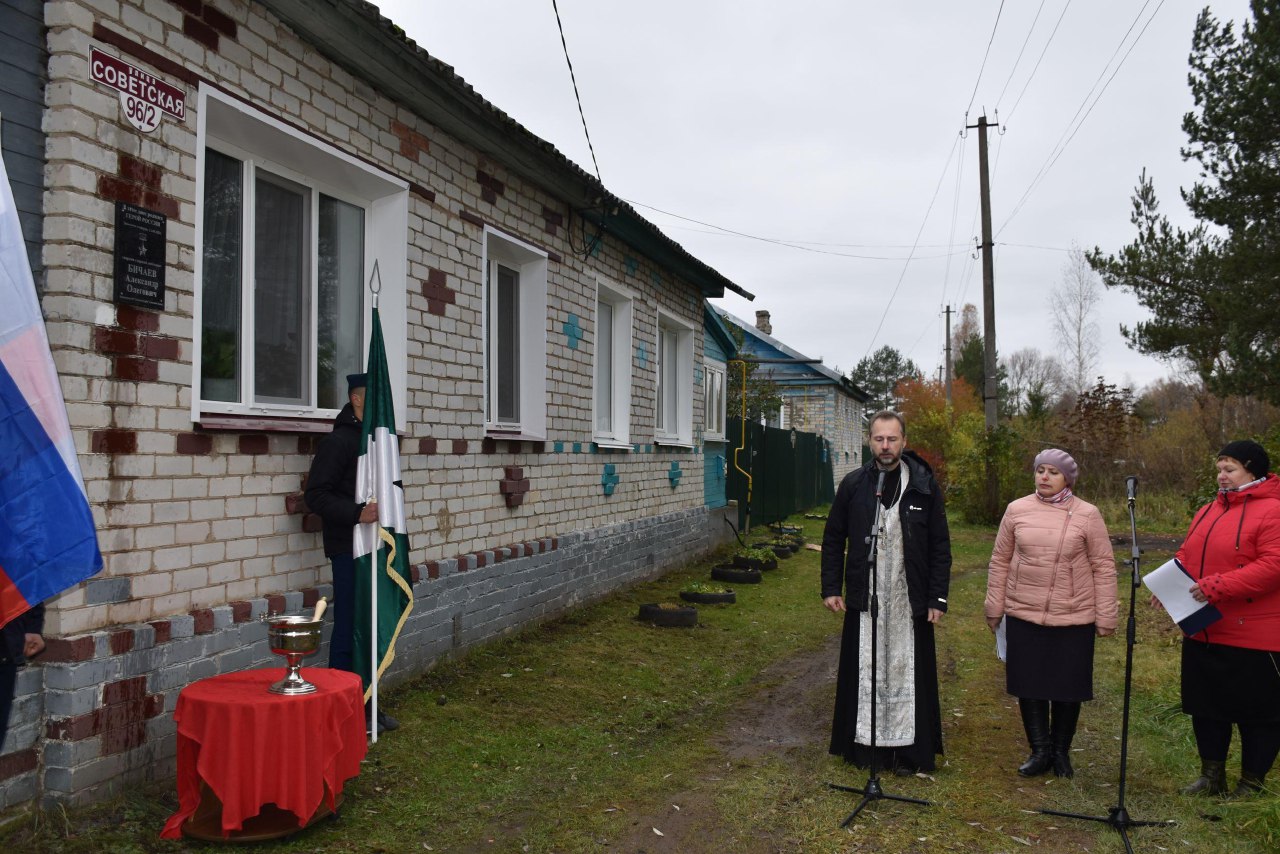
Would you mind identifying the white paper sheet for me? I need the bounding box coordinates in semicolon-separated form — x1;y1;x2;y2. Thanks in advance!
1142;558;1206;622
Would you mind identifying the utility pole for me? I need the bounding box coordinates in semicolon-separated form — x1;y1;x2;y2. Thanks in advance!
968;113;999;519
943;304;953;409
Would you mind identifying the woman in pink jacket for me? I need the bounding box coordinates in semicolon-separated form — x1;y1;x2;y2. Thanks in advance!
985;449;1118;778
1172;440;1280;797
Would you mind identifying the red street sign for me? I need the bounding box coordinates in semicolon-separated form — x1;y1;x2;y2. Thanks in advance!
88;46;186;132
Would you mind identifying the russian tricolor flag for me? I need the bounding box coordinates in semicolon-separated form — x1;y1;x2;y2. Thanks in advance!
0;153;102;628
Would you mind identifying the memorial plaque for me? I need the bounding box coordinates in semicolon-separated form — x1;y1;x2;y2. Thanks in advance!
113;202;166;311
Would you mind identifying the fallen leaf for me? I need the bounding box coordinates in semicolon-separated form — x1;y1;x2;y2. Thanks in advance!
652;827;664;837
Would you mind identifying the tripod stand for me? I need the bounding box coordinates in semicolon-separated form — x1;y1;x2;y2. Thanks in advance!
828;469;930;826
1039;477;1174;852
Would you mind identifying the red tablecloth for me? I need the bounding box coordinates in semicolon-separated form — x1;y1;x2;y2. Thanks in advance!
161;668;366;839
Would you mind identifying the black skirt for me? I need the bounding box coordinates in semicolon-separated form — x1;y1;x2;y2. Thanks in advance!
829;612;943;773
1181;638;1280;722
1004;616;1095;701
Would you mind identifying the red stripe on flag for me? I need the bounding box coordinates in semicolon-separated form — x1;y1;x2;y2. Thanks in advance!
0;566;34;630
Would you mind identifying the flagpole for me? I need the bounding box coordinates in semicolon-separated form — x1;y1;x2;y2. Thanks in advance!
368;262;381;744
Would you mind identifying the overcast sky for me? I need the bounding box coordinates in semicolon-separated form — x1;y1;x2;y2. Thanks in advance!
374;0;1250;393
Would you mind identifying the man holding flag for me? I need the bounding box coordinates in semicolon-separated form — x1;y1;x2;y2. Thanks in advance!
306;304;413;736
0;154;102;747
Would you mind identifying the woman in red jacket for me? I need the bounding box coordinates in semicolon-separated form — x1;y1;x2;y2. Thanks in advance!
985;449;1118;778
1174;440;1280;797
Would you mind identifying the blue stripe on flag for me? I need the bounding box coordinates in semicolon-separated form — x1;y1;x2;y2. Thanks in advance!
0;358;101;610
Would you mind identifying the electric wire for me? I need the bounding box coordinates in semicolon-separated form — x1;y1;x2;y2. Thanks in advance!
939;130;968;311
965;0;1008;118
861;132;962;362
1004;0;1073;123
997;0;1163;236
550;0;602;183
993;0;1048;112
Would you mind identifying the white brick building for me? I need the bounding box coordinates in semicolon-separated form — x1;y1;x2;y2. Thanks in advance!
4;0;750;808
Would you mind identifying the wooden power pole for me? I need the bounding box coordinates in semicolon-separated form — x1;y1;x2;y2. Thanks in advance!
943;303;953;409
968;113;999;519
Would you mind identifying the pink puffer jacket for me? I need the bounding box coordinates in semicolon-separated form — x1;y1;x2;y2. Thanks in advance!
985;494;1119;629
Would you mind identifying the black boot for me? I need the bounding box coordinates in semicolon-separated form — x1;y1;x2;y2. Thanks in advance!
1181;759;1227;795
1233;770;1266;797
1018;699;1053;777
1051;701;1082;778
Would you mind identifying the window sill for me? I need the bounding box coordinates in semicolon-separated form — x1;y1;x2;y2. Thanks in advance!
655;437;694;450
198;414;335;433
485;427;547;442
593;438;633;451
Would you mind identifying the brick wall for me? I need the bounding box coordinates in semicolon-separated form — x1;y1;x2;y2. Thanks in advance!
18;0;735;809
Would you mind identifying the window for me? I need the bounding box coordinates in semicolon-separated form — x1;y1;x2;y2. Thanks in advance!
483;227;547;438
655;312;694;445
594;280;633;446
704;361;726;441
194;87;408;427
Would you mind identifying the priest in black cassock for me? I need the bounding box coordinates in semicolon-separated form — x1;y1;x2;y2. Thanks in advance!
821;410;952;774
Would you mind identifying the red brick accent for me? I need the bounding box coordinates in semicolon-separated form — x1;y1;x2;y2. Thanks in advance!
409;181;436;202
0;749;37;781
116;304;160;332
476;169;505;197
116;356;159;382
183;14;219;50
94;327;140;356
550;537;559;550
499;467;531;508
425;561;440;580
230;601;252;622
142;191;180;219
190;609;214;634
503;466;523;481
108;630;134;656
474;552;488;568
176;433;213;455
168;0;202;17
302;588;321;608
422;267;456;318
418;438;437;455
481;187;497;204
284;492;306;514
542;206;564;236
201;4;237;38
42;636;95;663
452;439;468;455
91;429;137;455
149;620;171;644
391;119;430;162
266;595;287;615
99;694;163;755
302;513;322;533
238;435;269;455
524;541;539;555
97;174;142;206
492;549;506;563
92;23;201;86
482;437;497;454
46;711;100;741
119;153;161;190
459;209;485;228
142;335;180;360
102;676;147;706
410;565;422;584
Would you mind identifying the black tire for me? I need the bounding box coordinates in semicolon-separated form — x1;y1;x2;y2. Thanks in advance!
679;590;736;605
711;565;763;585
638;603;698;627
771;546;792;559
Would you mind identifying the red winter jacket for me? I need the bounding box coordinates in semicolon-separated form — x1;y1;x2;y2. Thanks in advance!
1177;474;1280;652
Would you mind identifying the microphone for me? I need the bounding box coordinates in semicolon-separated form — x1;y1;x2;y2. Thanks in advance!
1126;476;1138;502
875;469;886;498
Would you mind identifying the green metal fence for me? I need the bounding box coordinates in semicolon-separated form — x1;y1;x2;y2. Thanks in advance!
725;417;835;531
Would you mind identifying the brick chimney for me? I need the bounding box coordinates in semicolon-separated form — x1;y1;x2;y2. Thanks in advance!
755;310;772;335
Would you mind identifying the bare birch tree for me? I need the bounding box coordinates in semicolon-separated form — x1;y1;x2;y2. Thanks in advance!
1051;246;1102;394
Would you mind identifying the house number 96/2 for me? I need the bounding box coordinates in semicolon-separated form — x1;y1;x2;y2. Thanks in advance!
120;93;161;132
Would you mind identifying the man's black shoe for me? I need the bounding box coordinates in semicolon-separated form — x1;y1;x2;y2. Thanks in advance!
377;710;400;731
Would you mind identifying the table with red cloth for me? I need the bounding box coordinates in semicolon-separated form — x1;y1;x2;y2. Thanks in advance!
161;668;367;840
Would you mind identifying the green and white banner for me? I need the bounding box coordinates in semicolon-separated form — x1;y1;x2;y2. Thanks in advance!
353;306;413;703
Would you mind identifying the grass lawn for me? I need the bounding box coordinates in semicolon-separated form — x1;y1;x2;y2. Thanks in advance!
4;511;1278;852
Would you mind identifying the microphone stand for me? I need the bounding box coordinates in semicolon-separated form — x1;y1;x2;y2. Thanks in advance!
1039;476;1174;853
828;468;930;826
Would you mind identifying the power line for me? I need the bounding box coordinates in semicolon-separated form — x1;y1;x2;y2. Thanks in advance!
966;0;1008;117
997;0;1163;236
1004;0;1073;123
862;133;962;362
993;0;1048;112
550;0;602;183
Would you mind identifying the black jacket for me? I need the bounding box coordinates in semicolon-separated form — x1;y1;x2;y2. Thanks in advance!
820;450;952;617
305;404;365;558
2;603;44;665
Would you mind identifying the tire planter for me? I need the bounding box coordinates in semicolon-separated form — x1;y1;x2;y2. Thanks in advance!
679;589;736;605
770;545;793;559
638;603;698;628
711;565;763;585
732;555;777;572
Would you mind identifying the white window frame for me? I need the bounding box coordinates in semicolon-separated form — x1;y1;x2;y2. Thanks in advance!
482;225;547;439
192;85;409;429
593;278;633;448
703;359;726;441
655;310;694;446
